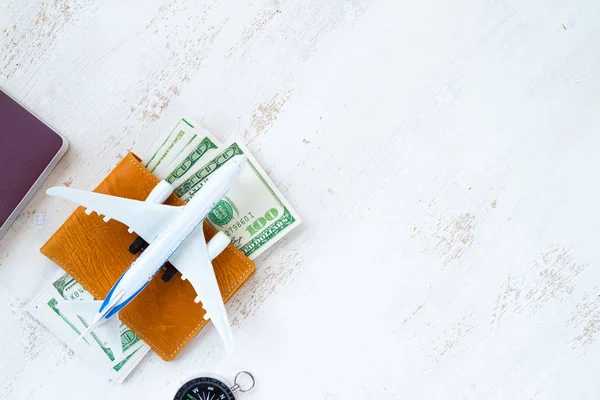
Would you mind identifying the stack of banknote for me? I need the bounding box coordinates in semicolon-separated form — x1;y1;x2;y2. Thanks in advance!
28;272;149;383
144;118;301;259
28;118;301;381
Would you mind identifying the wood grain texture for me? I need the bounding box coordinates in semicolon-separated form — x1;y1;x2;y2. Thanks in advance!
1;0;600;398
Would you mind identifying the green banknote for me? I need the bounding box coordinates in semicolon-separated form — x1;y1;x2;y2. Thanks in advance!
51;274;144;362
143;119;301;258
145;118;198;173
27;272;149;382
163;136;219;184
174;142;301;259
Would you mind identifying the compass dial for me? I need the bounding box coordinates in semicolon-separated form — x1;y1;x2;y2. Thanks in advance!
174;377;236;400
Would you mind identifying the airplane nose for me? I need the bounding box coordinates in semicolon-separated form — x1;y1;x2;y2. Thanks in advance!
229;155;247;174
208;155;246;184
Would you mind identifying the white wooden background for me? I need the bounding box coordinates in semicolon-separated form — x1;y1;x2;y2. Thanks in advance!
1;0;600;398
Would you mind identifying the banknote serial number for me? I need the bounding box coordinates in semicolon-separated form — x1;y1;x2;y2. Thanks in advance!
222;208;280;237
224;212;255;236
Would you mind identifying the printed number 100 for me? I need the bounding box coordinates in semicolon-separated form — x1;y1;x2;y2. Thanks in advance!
246;208;279;236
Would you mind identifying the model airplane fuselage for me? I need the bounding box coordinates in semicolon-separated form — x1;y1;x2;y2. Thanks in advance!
47;155;246;354
83;158;238;334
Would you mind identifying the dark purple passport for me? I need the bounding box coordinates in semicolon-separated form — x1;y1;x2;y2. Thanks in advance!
0;90;68;237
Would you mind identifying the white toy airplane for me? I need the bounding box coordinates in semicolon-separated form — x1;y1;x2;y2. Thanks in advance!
47;155;247;358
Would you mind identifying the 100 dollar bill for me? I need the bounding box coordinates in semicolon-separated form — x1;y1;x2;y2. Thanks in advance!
146;119;221;184
174;142;301;259
145;118;198;173
27;272;149;382
51;273;145;362
163;136;219;184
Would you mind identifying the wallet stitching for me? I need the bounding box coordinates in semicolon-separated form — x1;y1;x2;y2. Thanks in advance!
46;252;251;358
47;254;104;300
46;153;254;360
131;265;254;358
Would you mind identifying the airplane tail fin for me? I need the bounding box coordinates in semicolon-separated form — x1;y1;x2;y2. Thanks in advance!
93;313;124;361
55;300;124;361
56;299;103;315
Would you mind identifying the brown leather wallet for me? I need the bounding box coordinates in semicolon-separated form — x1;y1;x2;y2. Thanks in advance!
40;153;255;360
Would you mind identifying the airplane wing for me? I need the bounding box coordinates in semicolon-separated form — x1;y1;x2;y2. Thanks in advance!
48;185;234;349
47;187;180;242
169;227;234;350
